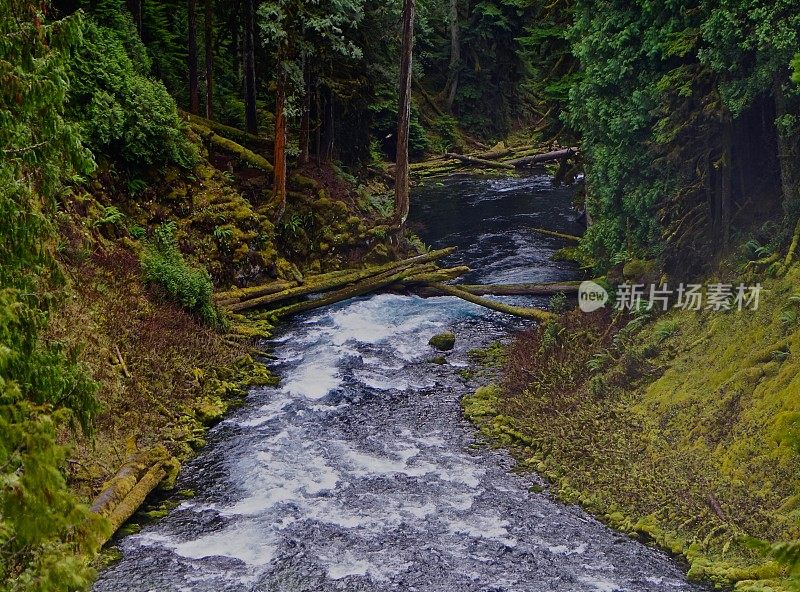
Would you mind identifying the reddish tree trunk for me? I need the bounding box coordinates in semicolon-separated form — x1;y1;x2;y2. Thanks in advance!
273;65;287;220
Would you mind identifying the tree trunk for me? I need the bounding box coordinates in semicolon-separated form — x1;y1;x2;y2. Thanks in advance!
299;63;311;165
394;0;415;226
314;83;322;162
775;76;800;224
127;0;142;36
243;0;258;134
443;0;460;110
204;0;214;119
273;62;288;221
187;0;200;114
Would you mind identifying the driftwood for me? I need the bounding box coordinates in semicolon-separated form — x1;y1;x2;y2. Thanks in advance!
531;227;581;242
397;265;471;285
429;283;555;321
444;152;515;170
190;122;274;173
509;147;578;168
224;248;456;312
91;447;172;546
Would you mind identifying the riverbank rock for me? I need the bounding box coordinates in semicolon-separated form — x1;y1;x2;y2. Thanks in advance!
429;331;456;351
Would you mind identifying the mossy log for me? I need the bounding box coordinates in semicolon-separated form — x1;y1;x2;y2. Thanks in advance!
91;447;172;546
191;123;274;173
215;280;298;306
414;281;579;297
531;227;582;242
782;218;800;273
184;112;265;147
509;147;578;168
427;282;556;321
226;247;456;312
270;263;439;318
443;152;515;170
397;265;471;285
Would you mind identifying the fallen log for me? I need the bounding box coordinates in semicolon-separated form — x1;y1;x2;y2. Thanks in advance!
215;279;298;306
509;147;578;168
397;265;471;285
444;152;515;170
427;282;555;322
226;247;456;312
91;447;172;546
415;281;579;297
531;227;581;242
190;123;274;173
183;112;265;147
270;263;439;318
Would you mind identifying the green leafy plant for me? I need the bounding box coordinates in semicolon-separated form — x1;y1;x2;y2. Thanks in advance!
93;205;125;227
140;223;221;327
548;292;569;313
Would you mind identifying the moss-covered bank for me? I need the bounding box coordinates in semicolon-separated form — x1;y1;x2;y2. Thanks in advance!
463;267;800;591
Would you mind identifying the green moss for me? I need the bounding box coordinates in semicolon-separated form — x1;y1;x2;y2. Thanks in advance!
429;331;456;351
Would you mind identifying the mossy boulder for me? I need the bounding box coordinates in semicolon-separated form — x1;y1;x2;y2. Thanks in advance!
622;258;659;283
429;331;455;351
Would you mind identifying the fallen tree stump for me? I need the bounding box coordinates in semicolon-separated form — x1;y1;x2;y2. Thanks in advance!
184;112;266;148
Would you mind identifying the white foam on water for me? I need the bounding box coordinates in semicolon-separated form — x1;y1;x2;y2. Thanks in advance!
221;430;340;516
446;511;517;547
352;368;408;391
236;396;292;427
135;526;276;568
548;542;587;556
578;575;625;592
322;549;411;582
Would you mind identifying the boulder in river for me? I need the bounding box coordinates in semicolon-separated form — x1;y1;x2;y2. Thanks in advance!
429;331;455;351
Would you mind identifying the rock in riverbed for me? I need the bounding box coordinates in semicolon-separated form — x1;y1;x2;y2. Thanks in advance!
429;331;456;351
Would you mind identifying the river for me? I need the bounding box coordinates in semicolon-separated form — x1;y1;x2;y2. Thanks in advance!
94;174;704;592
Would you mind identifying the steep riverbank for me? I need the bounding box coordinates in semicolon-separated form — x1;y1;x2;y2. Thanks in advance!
465;266;800;591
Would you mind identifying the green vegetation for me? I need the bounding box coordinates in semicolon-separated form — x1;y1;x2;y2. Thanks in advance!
140;223;220;327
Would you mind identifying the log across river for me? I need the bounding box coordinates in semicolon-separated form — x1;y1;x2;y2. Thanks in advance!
95;174;707;592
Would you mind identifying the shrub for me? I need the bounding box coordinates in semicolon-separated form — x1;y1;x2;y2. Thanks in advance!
140;225;220;327
67;14;197;169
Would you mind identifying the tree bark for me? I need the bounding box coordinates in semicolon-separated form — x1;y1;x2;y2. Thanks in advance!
443;0;460;110
127;0;142;36
204;0;214;119
273;61;288;221
394;0;415;226
775;76;800;223
299;62;311;165
188;0;200;114
243;0;258;134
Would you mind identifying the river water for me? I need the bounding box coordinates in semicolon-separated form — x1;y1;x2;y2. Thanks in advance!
95;174;703;592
